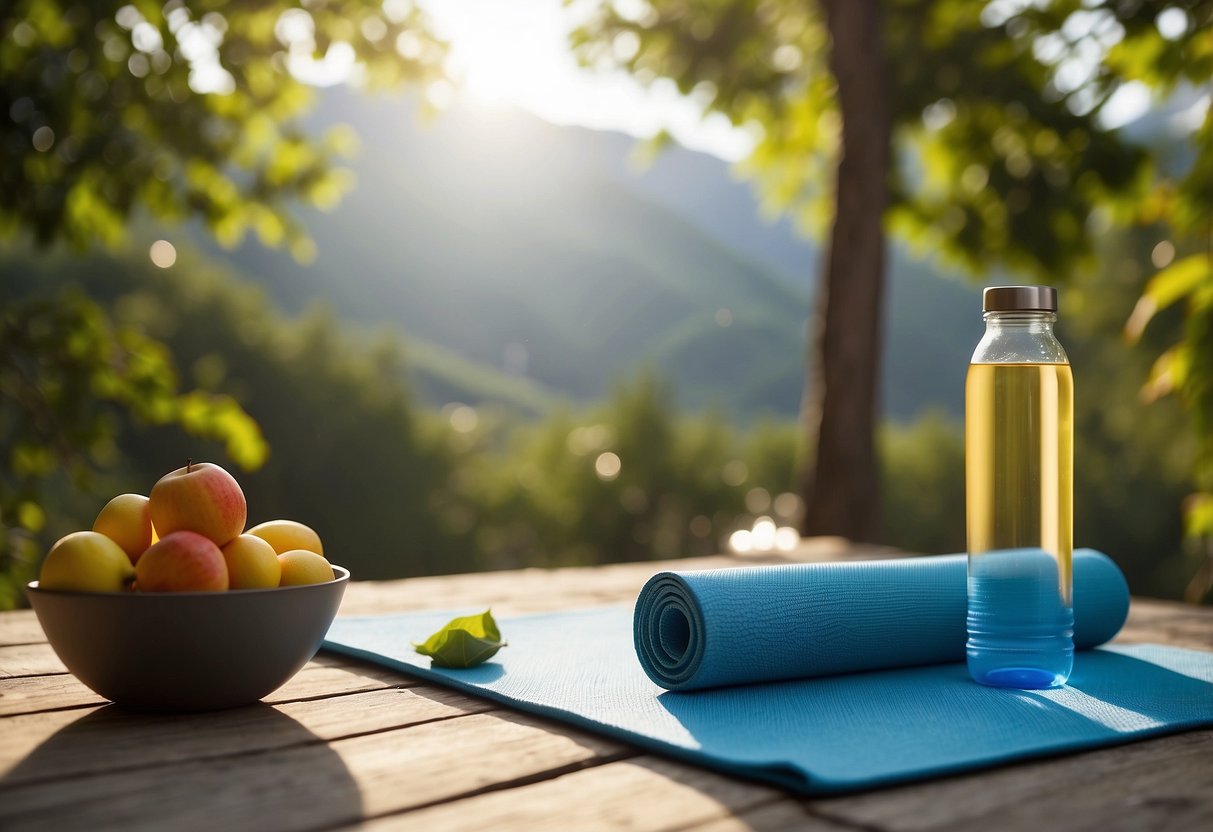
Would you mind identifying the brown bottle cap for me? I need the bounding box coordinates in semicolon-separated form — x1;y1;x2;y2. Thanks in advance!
982;285;1057;313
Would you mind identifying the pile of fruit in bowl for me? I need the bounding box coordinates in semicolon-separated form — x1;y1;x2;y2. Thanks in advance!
40;459;336;593
27;460;349;711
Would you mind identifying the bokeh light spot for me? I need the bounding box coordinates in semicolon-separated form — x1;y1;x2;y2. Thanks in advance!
31;126;54;152
745;487;771;514
149;239;177;268
449;404;479;433
595;451;622;481
1151;240;1175;269
722;460;748;486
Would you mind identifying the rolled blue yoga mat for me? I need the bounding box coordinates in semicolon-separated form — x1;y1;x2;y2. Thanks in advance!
634;548;1130;691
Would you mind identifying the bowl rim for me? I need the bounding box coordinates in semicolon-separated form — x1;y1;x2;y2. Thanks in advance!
27;564;350;598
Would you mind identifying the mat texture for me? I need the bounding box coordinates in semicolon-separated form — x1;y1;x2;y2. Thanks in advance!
324;609;1213;793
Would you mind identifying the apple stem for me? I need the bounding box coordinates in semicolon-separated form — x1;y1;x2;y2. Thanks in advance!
187;457;193;474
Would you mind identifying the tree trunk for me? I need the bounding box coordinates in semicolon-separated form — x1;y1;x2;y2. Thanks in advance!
799;0;893;541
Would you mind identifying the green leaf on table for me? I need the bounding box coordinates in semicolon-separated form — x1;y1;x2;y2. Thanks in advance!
413;610;506;668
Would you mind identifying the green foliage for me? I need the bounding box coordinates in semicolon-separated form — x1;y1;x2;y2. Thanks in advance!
0;278;265;607
0;247;759;593
1125;248;1213;599
1042;227;1193;597
1;242;1199;604
1;245;483;584
455;374;748;568
572;0;1156;277
876;240;1195;598
1134;254;1213;498
414;610;505;668
880;413;966;555
575;0;1210;278
0;0;447;606
0;0;445;255
3;1;1206;609
575;0;1213;596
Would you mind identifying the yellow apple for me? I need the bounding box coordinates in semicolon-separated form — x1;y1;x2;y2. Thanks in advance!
221;534;282;589
92;493;154;563
40;531;136;593
278;550;335;586
248;519;324;555
149;460;247;546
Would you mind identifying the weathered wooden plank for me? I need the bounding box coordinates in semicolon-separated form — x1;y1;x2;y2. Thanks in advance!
1117;605;1213;650
0;657;418;717
0;710;629;832
0;685;494;788
0;540;1209;832
693;800;857;832
0;611;44;647
813;730;1213;832
0;674;104;717
337;541;896;617
1121;599;1213;647
1117;623;1213;651
263;661;417;703
0;644;65;679
1124;598;1208;624
364;756;803;832
2;579;1199;649
0;593;1202;692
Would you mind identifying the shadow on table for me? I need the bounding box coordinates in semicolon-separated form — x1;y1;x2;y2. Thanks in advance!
654;648;1213;794
0;702;362;829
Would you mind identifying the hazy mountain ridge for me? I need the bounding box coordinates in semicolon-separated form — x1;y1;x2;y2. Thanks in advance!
200;88;985;420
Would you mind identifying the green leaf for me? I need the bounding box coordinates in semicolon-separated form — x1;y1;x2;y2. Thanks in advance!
1140;344;1189;404
1185;492;1213;539
1125;255;1213;343
413;610;506;668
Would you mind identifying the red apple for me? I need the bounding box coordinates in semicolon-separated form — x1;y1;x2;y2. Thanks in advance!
136;531;229;592
149;460;247;546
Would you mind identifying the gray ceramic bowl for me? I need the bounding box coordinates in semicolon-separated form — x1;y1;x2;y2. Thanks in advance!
26;566;348;711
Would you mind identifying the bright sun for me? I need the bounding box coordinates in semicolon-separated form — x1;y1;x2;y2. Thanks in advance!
427;0;581;108
416;0;754;160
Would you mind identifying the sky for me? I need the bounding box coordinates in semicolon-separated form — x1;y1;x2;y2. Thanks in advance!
150;0;752;158
278;0;1203;161
417;0;1204;153
417;0;755;161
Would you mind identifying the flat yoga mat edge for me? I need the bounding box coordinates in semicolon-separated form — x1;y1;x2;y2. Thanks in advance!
322;620;816;793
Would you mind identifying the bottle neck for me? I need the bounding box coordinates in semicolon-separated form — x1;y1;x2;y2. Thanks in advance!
983;311;1057;333
973;311;1067;364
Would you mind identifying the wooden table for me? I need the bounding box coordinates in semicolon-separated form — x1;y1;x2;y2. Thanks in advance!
2;539;1211;831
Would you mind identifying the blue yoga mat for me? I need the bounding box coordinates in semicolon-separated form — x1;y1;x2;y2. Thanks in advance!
322;552;1213;793
634;548;1129;690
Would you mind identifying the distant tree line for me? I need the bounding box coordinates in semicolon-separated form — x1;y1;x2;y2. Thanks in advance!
0;243;1196;607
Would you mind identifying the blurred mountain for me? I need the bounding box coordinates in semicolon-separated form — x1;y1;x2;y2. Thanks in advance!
198;88;983;420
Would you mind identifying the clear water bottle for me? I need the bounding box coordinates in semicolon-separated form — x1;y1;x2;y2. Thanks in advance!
966;285;1074;689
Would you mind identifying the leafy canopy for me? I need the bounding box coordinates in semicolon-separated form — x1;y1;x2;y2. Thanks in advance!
573;0;1213;278
0;284;267;605
1;0;446;258
574;0;1213;584
0;0;447;605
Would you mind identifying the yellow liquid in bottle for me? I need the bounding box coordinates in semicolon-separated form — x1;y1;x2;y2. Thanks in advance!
965;362;1073;604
